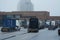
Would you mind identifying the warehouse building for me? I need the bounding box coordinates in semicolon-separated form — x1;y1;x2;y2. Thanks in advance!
0;11;49;20
0;11;60;21
0;11;49;26
0;11;60;27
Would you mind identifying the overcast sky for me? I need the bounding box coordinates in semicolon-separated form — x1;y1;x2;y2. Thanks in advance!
0;0;60;16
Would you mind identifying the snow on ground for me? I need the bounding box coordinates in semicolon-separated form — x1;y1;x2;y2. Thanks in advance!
0;28;60;40
30;28;59;40
0;27;27;40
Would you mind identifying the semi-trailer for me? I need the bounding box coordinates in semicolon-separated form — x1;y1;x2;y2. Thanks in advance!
1;15;20;32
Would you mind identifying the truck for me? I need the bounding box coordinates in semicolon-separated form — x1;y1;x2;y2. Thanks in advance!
1;15;20;32
58;29;60;36
28;17;39;33
48;20;58;30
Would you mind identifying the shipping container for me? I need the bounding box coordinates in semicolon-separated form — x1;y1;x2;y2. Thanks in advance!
3;19;16;28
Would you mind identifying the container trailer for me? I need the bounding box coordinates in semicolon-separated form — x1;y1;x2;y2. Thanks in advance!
1;15;20;32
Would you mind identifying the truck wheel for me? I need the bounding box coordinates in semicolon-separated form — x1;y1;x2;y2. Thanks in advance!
1;28;4;32
1;28;9;32
58;29;60;36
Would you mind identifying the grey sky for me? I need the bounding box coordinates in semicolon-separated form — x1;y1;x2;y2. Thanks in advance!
0;0;60;16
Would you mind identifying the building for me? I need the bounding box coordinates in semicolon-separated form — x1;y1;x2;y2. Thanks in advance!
0;11;49;26
47;16;60;20
0;11;49;20
0;11;60;27
1;11;60;20
18;0;33;11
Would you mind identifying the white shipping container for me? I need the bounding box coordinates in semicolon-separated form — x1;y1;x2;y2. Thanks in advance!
51;21;55;26
46;22;50;25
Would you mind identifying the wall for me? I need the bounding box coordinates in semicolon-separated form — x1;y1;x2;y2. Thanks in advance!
0;11;49;20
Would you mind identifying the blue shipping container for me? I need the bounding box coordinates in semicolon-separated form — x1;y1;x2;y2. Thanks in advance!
3;19;16;28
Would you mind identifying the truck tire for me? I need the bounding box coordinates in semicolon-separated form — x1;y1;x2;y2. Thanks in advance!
58;29;60;36
1;28;9;32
